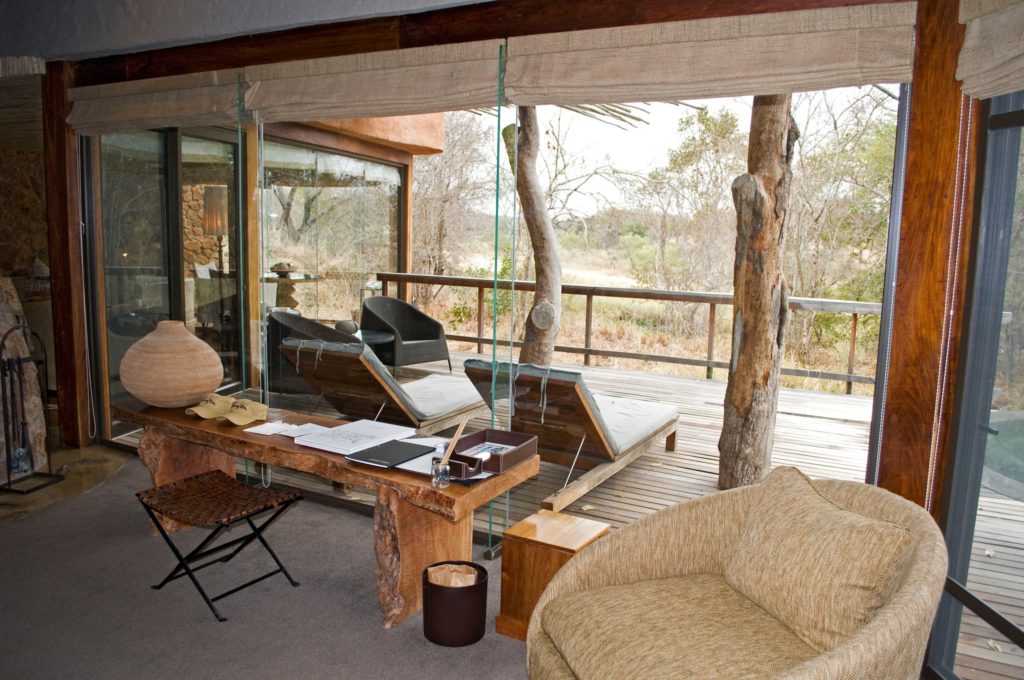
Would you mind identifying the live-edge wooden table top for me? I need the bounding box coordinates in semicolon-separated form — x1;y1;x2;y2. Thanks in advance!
113;400;539;523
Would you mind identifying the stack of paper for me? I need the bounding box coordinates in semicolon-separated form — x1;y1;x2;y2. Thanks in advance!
294;420;416;455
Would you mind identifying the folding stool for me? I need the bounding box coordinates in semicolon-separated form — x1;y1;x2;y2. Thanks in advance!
136;470;302;622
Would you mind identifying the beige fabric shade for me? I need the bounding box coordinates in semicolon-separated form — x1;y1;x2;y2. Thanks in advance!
243;40;504;123
0;57;45;150
957;0;1024;99
503;3;917;106
67;69;244;135
65;4;923;133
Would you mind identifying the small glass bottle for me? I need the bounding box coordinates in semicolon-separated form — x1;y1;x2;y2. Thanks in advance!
431;459;450;489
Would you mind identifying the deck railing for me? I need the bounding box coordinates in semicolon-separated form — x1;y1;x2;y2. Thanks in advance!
377;272;881;394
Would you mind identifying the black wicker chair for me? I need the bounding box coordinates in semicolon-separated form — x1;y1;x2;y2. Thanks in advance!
360;297;451;372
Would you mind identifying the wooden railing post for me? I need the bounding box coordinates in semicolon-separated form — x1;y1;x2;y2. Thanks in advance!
381;280;389;297
846;312;858;395
476;287;485;354
706;303;717;380
584;294;594;366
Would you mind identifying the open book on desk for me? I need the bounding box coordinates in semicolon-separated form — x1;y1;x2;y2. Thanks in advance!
294;420;416;456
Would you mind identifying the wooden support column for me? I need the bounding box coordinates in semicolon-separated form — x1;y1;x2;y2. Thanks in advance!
877;0;981;514
43;61;92;447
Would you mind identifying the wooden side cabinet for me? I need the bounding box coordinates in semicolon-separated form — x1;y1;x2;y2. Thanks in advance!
496;509;611;640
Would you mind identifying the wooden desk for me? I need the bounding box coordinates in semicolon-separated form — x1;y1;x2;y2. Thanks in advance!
113;401;539;628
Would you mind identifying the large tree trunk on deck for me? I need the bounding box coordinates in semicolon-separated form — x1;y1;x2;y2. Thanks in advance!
718;95;799;490
502;106;562;366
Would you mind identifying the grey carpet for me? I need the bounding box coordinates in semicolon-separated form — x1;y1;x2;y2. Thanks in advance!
0;458;528;680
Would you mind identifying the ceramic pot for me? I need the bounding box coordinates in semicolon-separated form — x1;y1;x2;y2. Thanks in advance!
119;320;223;408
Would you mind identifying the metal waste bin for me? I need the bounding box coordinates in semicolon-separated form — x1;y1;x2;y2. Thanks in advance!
422;560;488;646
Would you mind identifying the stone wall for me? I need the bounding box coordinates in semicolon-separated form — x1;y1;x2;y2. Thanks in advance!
0;150;48;275
181;184;223;270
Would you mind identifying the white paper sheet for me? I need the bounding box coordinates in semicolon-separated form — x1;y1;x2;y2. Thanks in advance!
295;419;416;455
280;423;329;438
244;421;295;435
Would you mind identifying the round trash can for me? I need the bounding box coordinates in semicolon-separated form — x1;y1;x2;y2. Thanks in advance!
422;560;488;646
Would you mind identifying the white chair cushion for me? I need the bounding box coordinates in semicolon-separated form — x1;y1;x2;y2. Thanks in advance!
401;373;484;420
591;393;678;455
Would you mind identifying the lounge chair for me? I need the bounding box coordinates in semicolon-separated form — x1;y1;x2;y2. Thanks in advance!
463;360;677;511
280;337;487;434
361;296;452;372
266;310;359;396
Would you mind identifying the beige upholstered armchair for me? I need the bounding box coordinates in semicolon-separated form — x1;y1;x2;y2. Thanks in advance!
527;467;948;680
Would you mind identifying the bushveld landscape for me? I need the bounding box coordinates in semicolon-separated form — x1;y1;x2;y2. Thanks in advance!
404;89;898;394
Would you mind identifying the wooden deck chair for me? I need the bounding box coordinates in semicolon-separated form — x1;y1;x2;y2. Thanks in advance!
279;338;487;435
464;359;677;512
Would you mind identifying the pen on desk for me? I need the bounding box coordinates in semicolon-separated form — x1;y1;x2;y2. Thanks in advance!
438;416;469;468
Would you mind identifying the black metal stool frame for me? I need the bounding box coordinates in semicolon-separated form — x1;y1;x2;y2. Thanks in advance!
140;496;301;622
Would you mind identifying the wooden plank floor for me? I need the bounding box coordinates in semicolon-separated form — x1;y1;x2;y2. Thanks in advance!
115;348;1023;677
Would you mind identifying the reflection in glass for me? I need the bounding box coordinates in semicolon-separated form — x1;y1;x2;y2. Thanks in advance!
261;140;401;324
259;139;402;401
100;131;170;436
181;135;240;385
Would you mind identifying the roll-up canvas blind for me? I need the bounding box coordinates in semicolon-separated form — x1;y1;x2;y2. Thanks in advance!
0;57;46;151
243;40;504;123
67;69;244;135
504;3;917;106
958;0;1024;99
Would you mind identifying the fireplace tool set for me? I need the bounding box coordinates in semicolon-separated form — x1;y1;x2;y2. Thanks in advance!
1;323;62;494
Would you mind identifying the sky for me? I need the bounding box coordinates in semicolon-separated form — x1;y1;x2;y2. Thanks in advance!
491;98;754;214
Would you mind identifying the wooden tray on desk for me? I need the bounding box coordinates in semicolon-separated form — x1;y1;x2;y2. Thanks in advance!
453;429;538;474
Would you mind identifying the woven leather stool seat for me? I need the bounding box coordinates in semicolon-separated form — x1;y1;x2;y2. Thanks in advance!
137;471;300;527
137;469;302;622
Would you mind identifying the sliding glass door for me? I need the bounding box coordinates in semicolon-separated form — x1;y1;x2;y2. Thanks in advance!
90;129;245;440
927;92;1024;679
97;131;172;438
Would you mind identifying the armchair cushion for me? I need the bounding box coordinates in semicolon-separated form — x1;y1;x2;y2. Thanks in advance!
542;574;817;680
724;467;912;652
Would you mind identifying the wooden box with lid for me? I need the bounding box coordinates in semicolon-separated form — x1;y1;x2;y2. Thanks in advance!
496;509;611;640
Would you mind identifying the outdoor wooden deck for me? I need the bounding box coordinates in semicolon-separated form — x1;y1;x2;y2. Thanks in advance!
116;348;1023;677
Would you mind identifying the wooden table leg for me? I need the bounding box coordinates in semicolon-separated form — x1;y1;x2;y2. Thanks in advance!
137;427;236;533
373;486;472;628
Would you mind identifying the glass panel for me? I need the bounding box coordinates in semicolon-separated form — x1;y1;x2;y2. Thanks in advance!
942;592;1024;678
180;135;241;386
932;103;1024;677
259;138;402;405
99;131;170;437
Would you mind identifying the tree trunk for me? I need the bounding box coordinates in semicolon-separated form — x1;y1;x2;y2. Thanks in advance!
718;95;799;489
502;106;562;366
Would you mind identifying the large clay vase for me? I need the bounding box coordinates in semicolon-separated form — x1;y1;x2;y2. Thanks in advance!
119;320;223;408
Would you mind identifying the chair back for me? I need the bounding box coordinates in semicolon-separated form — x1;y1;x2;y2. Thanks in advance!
464;360;617;462
362;296;440;341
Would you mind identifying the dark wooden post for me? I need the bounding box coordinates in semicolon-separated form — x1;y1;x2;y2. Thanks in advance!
584;294;594;366
476;287;485;354
846;313;858;395
43;61;92;447
706;303;717;380
878;0;981;514
718;95;798;490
